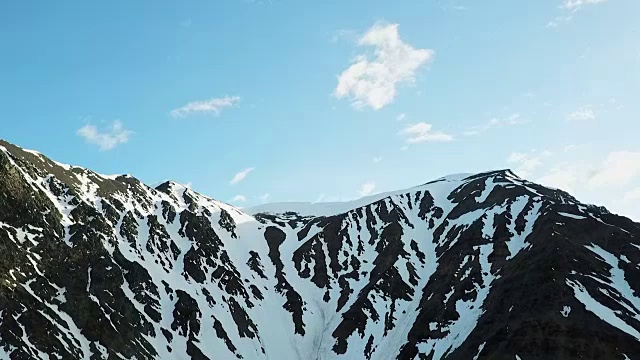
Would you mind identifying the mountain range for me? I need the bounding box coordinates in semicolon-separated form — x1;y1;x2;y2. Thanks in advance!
0;139;639;360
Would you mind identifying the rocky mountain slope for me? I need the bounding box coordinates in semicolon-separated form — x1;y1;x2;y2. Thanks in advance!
0;139;639;360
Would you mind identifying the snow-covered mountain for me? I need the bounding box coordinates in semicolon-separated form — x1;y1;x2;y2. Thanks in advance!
0;138;639;360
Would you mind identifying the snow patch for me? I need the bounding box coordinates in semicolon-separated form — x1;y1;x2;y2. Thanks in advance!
558;212;586;220
473;342;486;360
506;200;542;260
476;176;498;204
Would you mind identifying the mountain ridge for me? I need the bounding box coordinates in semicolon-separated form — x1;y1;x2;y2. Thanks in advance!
0;138;639;359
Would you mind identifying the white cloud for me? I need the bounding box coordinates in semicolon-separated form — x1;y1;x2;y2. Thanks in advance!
396;113;406;121
171;96;240;118
77;120;132;151
399;122;453;144
231;195;247;203
507;151;552;178
566;107;596;121
260;193;270;202
464;113;526;136
373;156;383;163
335;23;434;110
358;182;376;197
587;151;640;188
562;0;608;10
230;167;254;185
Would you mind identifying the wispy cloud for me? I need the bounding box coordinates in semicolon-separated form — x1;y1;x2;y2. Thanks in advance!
561;0;608;11
507;150;552;178
373;156;383;163
528;149;640;220
439;2;469;12
537;163;584;193
230;167;254;185
535;150;640;192
547;0;607;28
358;182;376;197
231;195;247;203
330;29;358;43
607;97;625;111
488;113;526;127
171;96;240;118
260;193;270;203
566;107;596;121
77;120;132;151
624;187;640;203
464;113;526;136
546;15;573;28
396;113;406;121
243;0;273;4
587;151;640;188
335;23;434;110
399;123;453;144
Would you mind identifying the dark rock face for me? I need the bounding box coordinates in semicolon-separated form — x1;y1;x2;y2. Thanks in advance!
0;140;639;359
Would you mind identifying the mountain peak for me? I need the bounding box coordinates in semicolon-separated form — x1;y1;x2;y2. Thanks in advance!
154;180;185;193
0;139;639;359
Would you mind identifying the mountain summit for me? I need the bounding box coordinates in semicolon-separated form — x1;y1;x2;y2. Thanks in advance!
0;139;638;360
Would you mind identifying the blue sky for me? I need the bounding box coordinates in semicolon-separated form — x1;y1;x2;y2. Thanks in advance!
1;0;639;219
